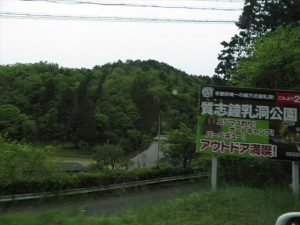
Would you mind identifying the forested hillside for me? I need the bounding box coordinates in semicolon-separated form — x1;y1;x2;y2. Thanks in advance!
0;60;216;153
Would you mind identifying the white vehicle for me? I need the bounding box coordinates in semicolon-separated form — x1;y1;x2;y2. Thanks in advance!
276;213;300;225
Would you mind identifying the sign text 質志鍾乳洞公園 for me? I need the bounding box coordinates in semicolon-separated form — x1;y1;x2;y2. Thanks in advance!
196;85;300;161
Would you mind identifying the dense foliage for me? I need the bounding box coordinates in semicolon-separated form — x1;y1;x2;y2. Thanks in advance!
231;26;300;89
93;144;126;170
215;0;300;80
0;137;63;188
0;164;198;195
164;123;196;168
0;60;212;153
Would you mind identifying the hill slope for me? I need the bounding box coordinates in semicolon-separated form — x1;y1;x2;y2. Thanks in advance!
0;60;215;152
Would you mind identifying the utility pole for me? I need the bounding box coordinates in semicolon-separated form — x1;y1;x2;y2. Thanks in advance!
157;112;161;169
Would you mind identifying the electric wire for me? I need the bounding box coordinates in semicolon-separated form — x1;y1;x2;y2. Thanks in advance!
19;0;243;11
0;12;237;23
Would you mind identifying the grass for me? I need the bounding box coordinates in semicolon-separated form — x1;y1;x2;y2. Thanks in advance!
53;148;95;166
1;185;299;225
54;156;95;166
54;148;93;159
37;142;145;167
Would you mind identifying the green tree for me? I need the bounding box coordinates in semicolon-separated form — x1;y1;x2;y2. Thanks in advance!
93;144;125;170
0;137;58;184
164;123;195;168
38;107;60;140
72;75;97;145
100;95;139;144
0;60;210;149
215;0;300;79
22;119;38;141
39;78;56;109
57;87;77;140
0;104;28;138
131;76;159;133
73;98;97;145
231;26;300;89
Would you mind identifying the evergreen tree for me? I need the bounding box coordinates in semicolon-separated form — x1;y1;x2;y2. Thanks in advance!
57;87;76;140
131;76;159;133
72;75;97;145
215;0;300;79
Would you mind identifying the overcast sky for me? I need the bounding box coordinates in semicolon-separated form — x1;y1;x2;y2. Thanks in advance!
0;0;244;76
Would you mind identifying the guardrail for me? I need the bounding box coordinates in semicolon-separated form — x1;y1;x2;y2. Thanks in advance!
0;173;208;203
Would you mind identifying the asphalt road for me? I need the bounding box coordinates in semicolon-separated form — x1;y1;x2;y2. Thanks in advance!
1;181;205;215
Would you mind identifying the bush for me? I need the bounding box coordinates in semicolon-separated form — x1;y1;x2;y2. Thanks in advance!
0;137;61;185
218;156;291;187
93;144;125;170
0;166;201;195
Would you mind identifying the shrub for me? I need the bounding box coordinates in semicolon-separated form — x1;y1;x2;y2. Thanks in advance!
0;166;201;195
218;156;291;187
0;137;61;185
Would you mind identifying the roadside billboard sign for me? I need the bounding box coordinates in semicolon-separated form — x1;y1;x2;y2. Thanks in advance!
196;85;300;161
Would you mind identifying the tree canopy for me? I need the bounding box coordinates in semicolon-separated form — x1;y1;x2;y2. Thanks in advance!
215;0;300;80
0;60;214;153
164;123;195;168
231;26;300;89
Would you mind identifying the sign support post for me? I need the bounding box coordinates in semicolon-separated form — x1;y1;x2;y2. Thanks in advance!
292;161;299;199
211;154;218;191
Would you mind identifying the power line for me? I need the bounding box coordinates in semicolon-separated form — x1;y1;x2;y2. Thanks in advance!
0;12;237;23
20;0;244;3
19;0;243;11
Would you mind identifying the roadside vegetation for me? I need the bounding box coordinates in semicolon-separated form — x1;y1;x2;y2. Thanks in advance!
0;136;201;195
0;135;291;195
1;186;299;225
